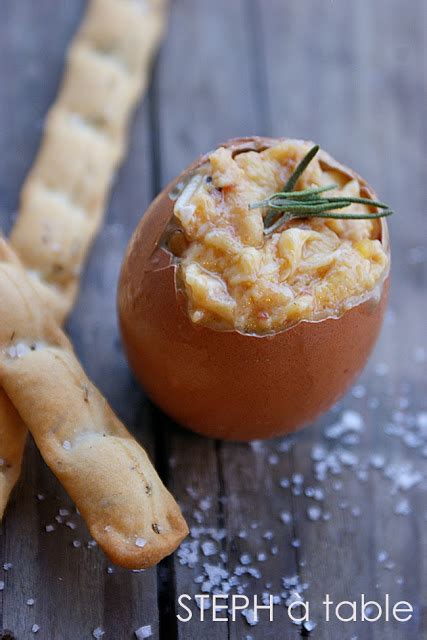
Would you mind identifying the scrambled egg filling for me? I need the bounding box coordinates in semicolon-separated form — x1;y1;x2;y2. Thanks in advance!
170;141;389;334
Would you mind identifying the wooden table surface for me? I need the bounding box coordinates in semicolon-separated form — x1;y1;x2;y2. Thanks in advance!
0;1;426;639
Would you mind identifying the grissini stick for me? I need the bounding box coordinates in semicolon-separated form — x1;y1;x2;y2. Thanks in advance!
0;0;168;517
11;0;168;321
0;391;26;509
0;237;188;568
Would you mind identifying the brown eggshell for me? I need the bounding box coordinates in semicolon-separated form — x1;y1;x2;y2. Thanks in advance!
118;137;390;441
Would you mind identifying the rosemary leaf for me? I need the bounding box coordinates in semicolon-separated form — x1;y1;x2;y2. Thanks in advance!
284;144;320;192
250;144;395;236
249;184;337;211
265;208;394;235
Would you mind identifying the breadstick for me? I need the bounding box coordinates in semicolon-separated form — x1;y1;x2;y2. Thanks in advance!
0;0;168;518
0;237;188;568
0;391;27;508
12;0;168;321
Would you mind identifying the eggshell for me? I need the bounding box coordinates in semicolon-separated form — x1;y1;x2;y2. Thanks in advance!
118;137;390;441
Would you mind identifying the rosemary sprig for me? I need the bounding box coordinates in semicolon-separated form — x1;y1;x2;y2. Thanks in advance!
249;145;394;235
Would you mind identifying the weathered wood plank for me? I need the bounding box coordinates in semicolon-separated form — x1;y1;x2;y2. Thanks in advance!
154;1;301;638
259;0;426;638
0;1;86;234
0;0;425;638
366;3;426;637
0;2;161;638
156;0;258;184
219;440;301;640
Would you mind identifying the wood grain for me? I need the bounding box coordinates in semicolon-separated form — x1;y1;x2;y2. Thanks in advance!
0;0;426;638
0;2;160;638
153;2;277;638
259;1;426;637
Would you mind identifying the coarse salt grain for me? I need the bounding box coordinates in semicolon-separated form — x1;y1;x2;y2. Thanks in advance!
307;506;322;521
377;550;388;563
280;511;292;525
292;472;304;485
303;619;317;632
135;625;153;639
45;524;55;533
135;537;147;548
63;440;71;450
313;487;325;501
342;409;363;428
31;624;40;634
198;497;212;511
384;463;423;492
352;384;366;398
394;498;411;516
6;342;30;359
370;453;385;469
27;598;35;606
242;608;257;626
375;362;389;376
201;541;217;557
92;627;105;639
0;581;4;591
240;553;252;566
